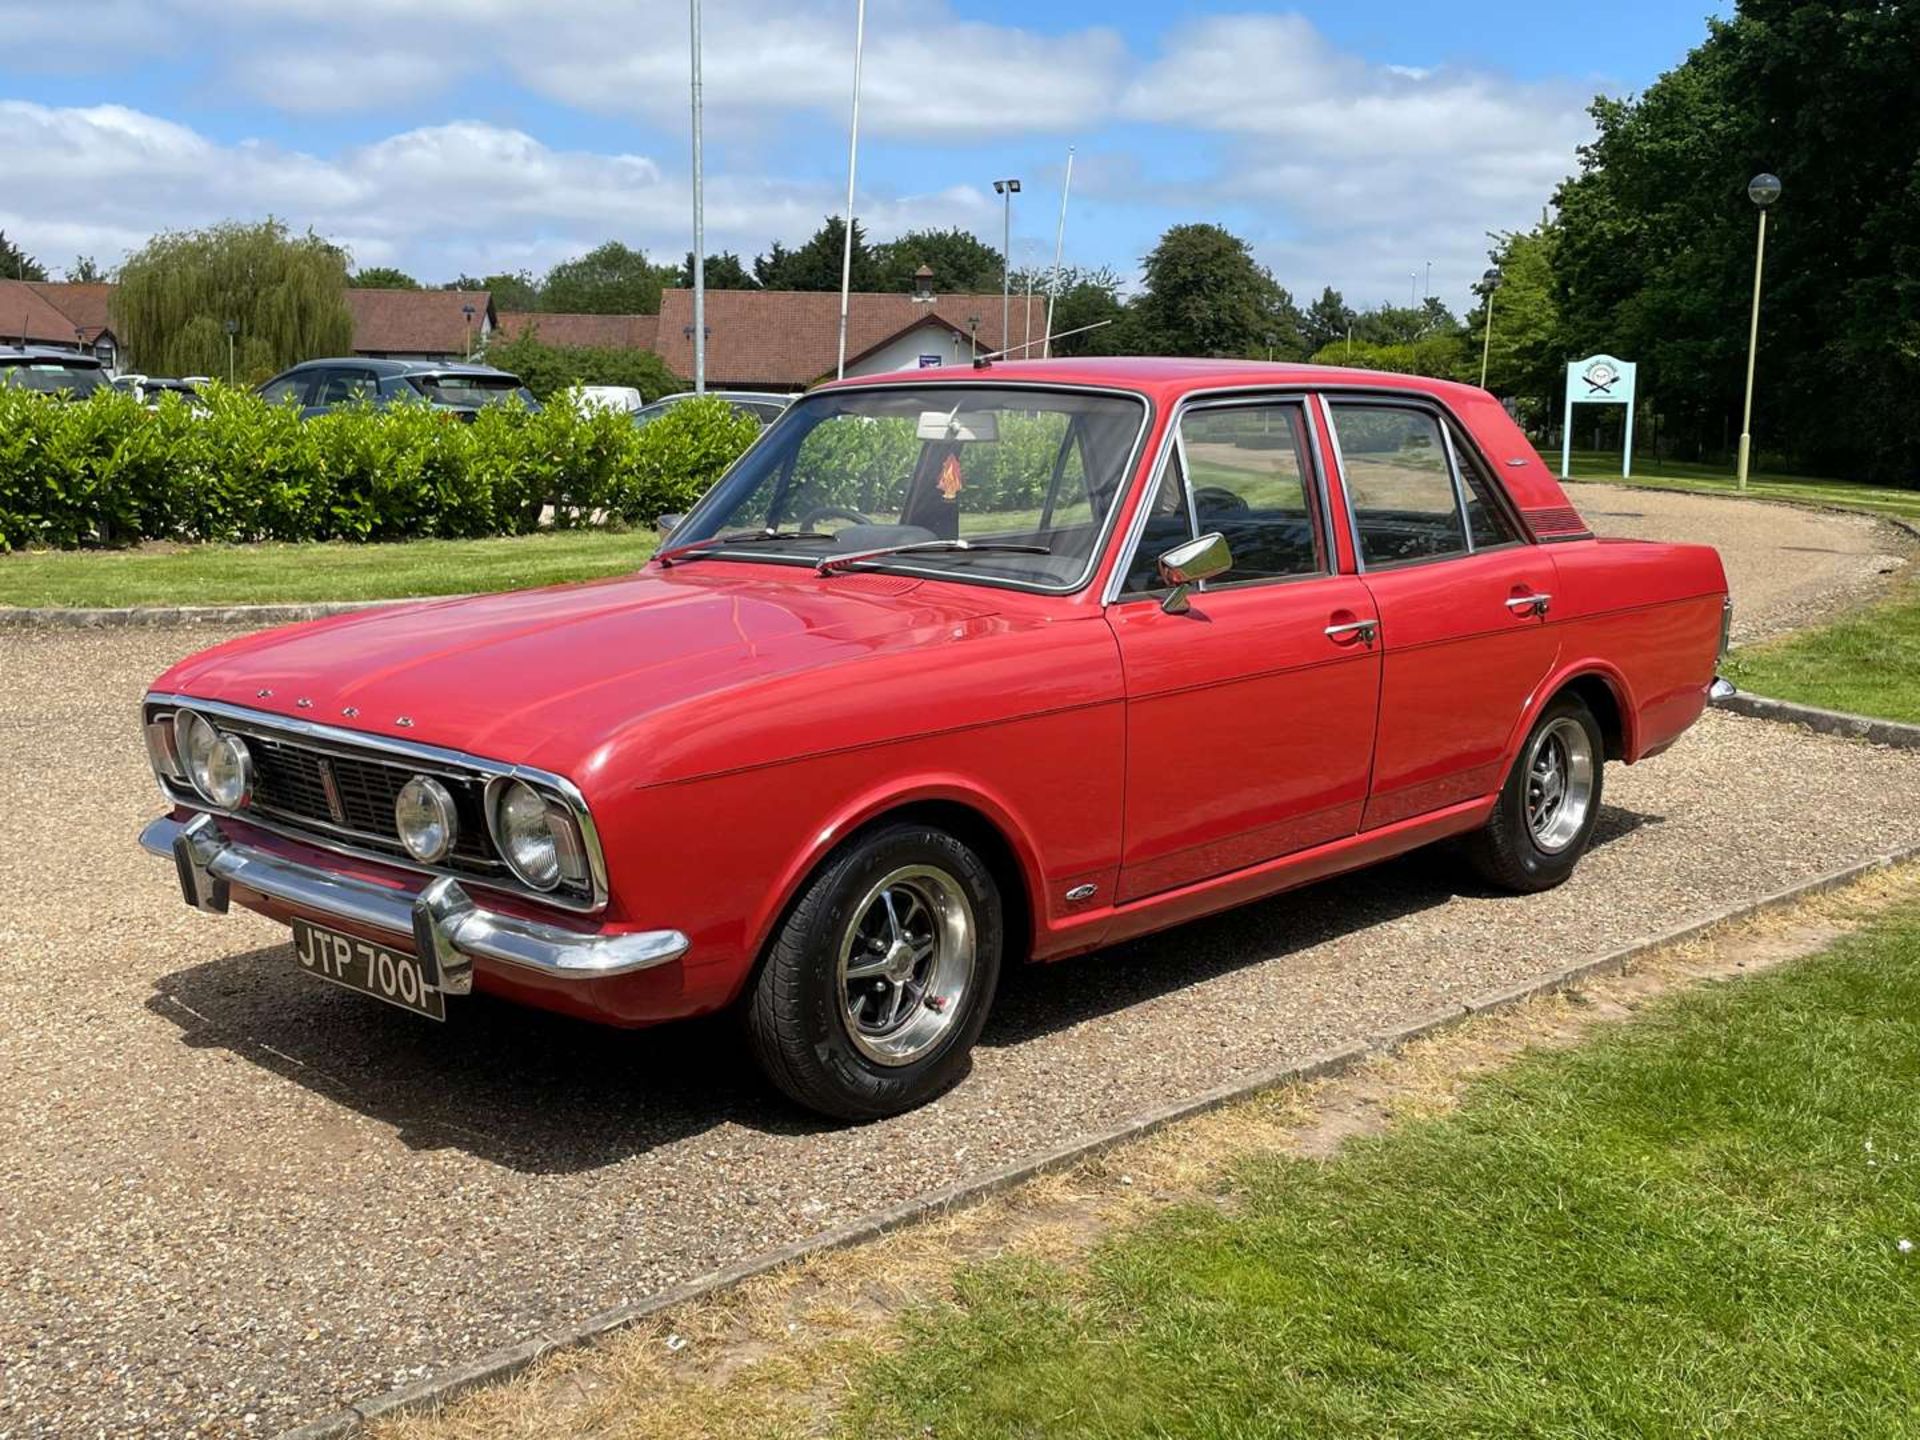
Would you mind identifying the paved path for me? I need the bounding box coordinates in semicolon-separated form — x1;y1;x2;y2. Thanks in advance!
4;492;1916;1437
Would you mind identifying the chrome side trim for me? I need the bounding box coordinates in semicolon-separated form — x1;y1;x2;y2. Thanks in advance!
143;693;610;914
143;814;685;985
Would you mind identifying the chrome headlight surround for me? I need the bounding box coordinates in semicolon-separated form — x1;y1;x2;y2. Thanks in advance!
172;707;253;810
488;777;590;894
394;775;459;864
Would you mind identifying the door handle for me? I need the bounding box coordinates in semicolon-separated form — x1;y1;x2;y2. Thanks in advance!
1325;618;1378;645
1505;592;1552;617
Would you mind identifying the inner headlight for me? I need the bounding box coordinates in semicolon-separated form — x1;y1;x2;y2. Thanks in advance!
491;778;588;892
173;710;252;809
395;776;458;863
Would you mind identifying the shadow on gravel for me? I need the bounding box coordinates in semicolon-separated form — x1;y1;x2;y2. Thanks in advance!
147;802;1660;1170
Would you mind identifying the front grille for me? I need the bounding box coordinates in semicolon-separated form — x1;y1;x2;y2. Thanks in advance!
144;698;603;911
247;737;496;867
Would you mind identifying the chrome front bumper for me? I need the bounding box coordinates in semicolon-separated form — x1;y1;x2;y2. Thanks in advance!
1709;676;1736;701
140;813;688;996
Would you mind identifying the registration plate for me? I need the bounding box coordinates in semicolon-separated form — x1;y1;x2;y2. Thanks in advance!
291;917;446;1021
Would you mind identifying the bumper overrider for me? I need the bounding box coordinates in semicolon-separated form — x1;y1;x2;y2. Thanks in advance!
142;811;689;995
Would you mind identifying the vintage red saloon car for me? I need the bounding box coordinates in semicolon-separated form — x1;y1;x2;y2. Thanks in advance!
141;359;1731;1118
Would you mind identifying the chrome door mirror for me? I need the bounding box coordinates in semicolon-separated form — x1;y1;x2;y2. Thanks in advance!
656;512;685;540
1156;531;1232;614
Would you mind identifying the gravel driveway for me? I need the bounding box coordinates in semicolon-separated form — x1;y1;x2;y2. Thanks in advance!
4;494;1916;1438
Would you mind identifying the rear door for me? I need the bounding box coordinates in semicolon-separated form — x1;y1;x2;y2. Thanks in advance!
1322;397;1559;830
1106;396;1382;902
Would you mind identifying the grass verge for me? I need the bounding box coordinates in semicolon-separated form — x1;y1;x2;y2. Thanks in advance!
1563;450;1920;524
0;530;658;608
377;870;1920;1440
1726;573;1920;725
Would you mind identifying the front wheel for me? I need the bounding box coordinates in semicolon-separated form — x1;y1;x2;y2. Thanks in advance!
745;823;1002;1120
1466;694;1605;893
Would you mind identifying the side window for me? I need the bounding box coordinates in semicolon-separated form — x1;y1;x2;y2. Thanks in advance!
1121;449;1197;595
1331;405;1467;566
259;372;311;405
1177;404;1323;583
318;369;378;405
1447;423;1523;549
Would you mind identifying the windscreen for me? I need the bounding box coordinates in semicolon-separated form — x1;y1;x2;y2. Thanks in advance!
667;385;1147;589
4;363;108;398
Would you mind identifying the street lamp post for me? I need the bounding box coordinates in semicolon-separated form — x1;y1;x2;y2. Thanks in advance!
690;0;706;394
992;178;1020;358
834;0;868;380
1478;267;1502;390
1737;172;1781;492
461;303;476;360
223;318;238;384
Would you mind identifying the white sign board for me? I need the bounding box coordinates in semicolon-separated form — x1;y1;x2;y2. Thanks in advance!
1561;354;1638;479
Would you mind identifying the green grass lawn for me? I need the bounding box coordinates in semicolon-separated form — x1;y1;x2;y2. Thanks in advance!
1563;450;1920;524
1726;575;1920;725
0;529;659;608
845;905;1920;1439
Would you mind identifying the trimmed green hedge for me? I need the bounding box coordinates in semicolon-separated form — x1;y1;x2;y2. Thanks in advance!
0;386;761;551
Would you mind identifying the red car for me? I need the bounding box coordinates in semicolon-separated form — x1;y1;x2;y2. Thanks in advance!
140;360;1731;1119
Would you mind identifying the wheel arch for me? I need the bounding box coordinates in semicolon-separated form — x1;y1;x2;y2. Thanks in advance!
1512;661;1639;769
734;781;1044;1008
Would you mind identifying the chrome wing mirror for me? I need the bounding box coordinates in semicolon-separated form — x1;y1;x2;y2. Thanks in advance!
1155;532;1232;614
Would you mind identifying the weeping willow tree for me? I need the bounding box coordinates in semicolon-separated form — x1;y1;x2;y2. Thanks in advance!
112;219;353;380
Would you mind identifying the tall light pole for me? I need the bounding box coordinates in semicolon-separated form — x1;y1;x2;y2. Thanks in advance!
689;0;706;394
1477;267;1502;390
1424;259;1433;301
223;318;238;384
993;178;1020;358
461;303;476;360
1737;172;1781;492
1042;145;1073;358
834;0;868;380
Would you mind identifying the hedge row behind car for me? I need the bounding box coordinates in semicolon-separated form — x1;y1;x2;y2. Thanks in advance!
0;384;762;551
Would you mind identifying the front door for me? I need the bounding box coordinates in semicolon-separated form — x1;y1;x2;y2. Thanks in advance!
1107;398;1382;903
1322;398;1560;830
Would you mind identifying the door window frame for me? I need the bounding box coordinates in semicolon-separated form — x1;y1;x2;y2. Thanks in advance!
1104;390;1339;604
1322;394;1534;573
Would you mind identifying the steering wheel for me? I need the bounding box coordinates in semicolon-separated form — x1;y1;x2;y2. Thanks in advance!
799;504;871;530
1191;486;1250;516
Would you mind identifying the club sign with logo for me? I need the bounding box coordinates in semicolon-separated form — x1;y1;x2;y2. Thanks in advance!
1561;353;1638;479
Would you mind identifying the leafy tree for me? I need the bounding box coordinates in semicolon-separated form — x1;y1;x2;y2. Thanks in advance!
352;266;421;289
1465;224;1562;418
479;271;542;312
755;218;877;292
66;255;106;283
676;252;758;290
1310;333;1470;381
482;329;685;402
112;218;352;381
1552;0;1920;480
1130;224;1305;359
873;227;1005;293
539;242;673;314
1302;287;1357;354
0;231;46;282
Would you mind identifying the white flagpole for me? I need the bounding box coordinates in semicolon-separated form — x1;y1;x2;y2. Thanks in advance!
689;0;706;394
834;0;868;380
1042;145;1074;359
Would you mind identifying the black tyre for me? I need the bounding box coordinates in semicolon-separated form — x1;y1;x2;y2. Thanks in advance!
745;822;1002;1121
1466;693;1605;893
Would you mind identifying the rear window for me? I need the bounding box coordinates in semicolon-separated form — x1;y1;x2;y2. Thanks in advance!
3;363;107;397
406;374;535;408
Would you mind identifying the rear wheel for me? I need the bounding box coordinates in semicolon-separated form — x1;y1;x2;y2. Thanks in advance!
746;823;1002;1120
1466;694;1604;893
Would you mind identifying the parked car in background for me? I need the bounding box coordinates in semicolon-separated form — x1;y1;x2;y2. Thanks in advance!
633;389;797;429
572;384;645;414
139;359;1731;1121
0;346;111;399
138;377;211;413
256;358;538;420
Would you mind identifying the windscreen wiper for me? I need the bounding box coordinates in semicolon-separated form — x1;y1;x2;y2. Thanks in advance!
657;530;833;566
815;539;1050;575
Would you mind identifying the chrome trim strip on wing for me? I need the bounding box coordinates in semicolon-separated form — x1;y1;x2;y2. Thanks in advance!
142;813;684;984
143;693;610;914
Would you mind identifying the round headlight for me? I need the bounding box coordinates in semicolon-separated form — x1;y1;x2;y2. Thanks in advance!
494;779;561;890
173;710;251;808
395;776;458;863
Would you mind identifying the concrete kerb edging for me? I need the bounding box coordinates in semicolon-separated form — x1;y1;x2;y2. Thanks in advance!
271;841;1920;1440
0;597;461;629
1712;690;1920;749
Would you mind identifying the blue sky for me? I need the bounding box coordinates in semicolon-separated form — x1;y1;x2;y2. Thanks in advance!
1;0;1729;311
